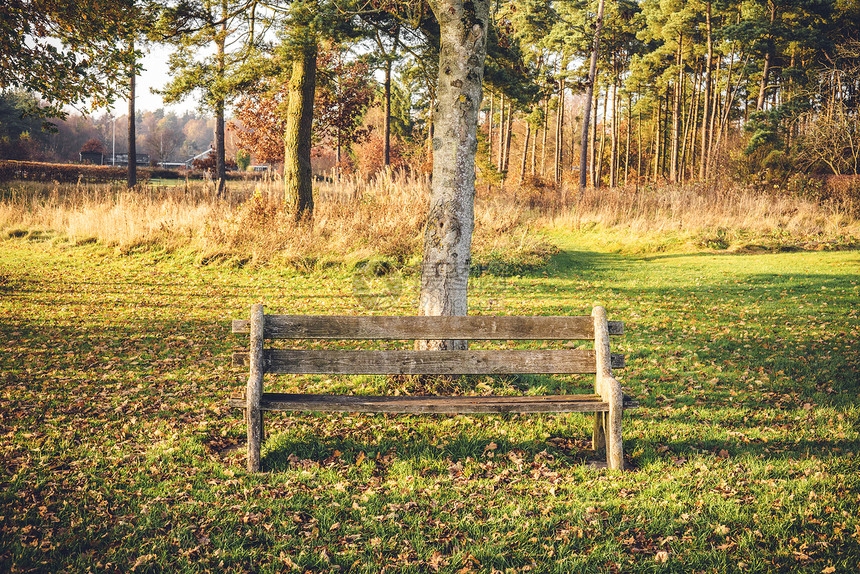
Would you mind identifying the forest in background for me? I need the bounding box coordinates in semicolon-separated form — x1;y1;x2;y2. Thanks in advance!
1;0;859;195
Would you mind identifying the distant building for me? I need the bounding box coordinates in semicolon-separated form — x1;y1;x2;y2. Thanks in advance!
186;149;214;169
79;151;104;165
112;153;150;166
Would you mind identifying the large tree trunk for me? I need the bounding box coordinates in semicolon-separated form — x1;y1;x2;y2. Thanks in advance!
578;0;606;195
127;42;136;189
418;0;490;343
283;38;318;218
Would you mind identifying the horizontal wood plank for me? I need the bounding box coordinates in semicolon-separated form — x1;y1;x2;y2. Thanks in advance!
232;349;625;374
226;393;610;414
232;315;623;340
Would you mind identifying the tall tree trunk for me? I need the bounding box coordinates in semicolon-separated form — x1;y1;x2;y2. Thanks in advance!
418;0;490;333
624;91;632;186
487;91;494;160
610;78;618;188
756;2;777;111
519;118;531;185
497;93;505;171
680;67;698;184
383;58;392;167
597;86;608;187
283;38;318;218
555;77;565;186
670;35;683;183
590;88;598;188
214;2;227;198
127;42;136;189
540;97;548;178
502;104;513;173
636;105;642;190
380;25;399;168
579;0;606;195
653;97;661;181
699;0;713;180
530;111;538;176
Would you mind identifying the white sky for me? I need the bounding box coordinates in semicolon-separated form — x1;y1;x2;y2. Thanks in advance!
105;44;199;117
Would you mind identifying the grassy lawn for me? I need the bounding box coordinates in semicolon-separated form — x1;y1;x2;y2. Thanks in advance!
1;234;858;573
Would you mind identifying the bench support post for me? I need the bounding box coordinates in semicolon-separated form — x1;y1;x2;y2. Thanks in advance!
593;306;624;470
246;304;265;472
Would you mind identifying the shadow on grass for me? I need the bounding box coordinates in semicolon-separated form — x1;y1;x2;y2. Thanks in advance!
260;423;602;473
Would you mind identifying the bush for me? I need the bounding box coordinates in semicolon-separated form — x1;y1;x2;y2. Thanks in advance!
0;160;127;182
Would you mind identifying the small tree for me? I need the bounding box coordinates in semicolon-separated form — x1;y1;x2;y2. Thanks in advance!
80;138;106;154
236;149;251;171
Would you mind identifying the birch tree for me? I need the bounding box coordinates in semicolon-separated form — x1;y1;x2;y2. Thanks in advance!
417;0;490;334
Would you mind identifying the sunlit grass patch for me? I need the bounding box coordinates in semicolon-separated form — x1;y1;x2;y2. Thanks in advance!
0;233;858;572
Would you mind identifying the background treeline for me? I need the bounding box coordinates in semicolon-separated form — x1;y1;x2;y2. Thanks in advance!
478;0;860;190
2;0;859;193
0;91;222;165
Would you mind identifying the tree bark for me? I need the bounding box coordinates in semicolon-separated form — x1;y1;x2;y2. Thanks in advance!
590;88;598;188
540;97;548;177
383;58;392;167
699;0;713;180
418;0;490;341
756;2;777;111
502;103;513;173
555;77;565;186
283;38;318;218
497;92;505;171
487;90;494;160
597;86;608;187
670;35;683;183
519;117;531;185
610;79;618;188
578;0;606;195
127;42;136;189
214;1;227;198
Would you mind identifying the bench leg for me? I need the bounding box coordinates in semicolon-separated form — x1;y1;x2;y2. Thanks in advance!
607;405;624;471
592;413;606;454
247;404;262;472
246;303;265;473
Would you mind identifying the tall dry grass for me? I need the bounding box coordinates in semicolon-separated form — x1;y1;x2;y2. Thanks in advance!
0;171;548;269
1;173;857;268
550;182;858;251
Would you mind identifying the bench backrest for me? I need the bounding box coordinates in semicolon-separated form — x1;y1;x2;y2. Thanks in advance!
233;309;624;376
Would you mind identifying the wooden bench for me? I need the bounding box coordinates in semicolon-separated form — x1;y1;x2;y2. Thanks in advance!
229;304;636;472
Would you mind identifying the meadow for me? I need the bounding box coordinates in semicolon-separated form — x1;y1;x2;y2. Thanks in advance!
1;175;859;573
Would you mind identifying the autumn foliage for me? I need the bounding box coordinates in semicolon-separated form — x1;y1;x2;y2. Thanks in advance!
231;42;374;168
79;138;105;154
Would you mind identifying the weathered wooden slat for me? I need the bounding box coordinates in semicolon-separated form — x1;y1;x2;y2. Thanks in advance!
227;393;610;414
232;315;623;339
232;349;625;374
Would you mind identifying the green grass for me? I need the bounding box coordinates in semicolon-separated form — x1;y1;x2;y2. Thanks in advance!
1;234;858;573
